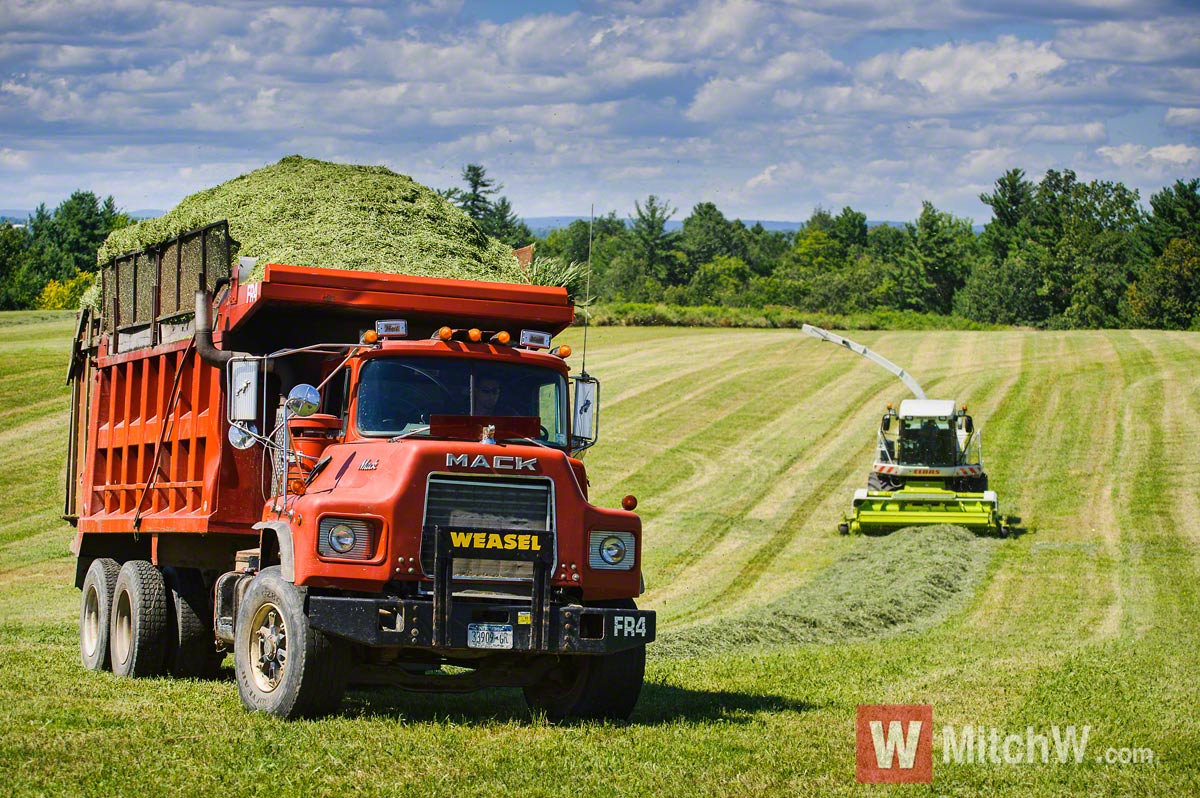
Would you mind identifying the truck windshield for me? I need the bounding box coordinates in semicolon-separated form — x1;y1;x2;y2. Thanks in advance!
356;357;569;446
898;417;958;467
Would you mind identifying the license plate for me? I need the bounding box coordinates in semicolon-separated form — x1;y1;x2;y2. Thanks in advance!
467;623;513;649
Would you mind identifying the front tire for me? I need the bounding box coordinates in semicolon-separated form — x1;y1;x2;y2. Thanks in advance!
110;560;169;677
867;472;900;492
523;599;646;723
80;557;121;671
234;567;349;718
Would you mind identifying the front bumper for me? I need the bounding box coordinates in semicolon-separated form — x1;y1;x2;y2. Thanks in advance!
307;595;655;654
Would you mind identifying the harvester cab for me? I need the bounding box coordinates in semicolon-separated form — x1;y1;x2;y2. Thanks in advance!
801;325;1010;537
876;399;983;487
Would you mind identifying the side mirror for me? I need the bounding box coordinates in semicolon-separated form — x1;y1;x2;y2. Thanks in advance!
228;423;258;450
229;358;260;422
572;375;599;451
964;416;974;434
881;416;891;432
287;384;321;418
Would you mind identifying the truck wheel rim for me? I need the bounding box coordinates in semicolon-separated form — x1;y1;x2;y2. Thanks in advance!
249;603;287;693
82;585;101;658
112;589;132;666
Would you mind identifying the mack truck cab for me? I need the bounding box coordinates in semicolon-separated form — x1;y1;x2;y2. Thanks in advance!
66;222;654;720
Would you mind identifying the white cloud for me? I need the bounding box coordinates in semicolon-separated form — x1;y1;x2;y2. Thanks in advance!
956;147;1021;179
405;0;464;17
687;50;846;122
1097;142;1200;168
1164;107;1200;127
1025;122;1107;143
0;148;31;168
1057;17;1200;63
858;35;1066;100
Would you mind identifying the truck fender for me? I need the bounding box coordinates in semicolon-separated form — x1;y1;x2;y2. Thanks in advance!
253;521;295;582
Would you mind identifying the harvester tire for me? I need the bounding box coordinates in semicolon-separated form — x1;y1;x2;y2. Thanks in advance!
110;560;169;677
867;472;900;492
523;599;646;723
234;567;349;719
956;475;989;492
164;567;224;679
80;557;121;672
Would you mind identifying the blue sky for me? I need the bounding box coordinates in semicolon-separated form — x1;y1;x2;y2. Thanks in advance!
1;0;1197;223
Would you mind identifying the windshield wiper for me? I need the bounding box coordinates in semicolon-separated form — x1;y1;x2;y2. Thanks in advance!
500;436;555;449
389;426;430;442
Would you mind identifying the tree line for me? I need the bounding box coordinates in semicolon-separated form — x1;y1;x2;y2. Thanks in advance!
518;168;1199;331
0;192;132;310
4;166;1197;330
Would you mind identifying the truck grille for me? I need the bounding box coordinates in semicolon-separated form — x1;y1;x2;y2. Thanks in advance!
421;475;553;580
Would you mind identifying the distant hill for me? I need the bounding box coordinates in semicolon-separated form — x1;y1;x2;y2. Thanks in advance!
521;216;920;238
0;208;162;224
523;216;814;238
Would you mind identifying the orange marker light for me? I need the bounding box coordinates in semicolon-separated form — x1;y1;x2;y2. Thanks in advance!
621;494;638;511
468;328;482;342
492;330;511;345
555;345;572;358
437;326;453;341
886;403;893;410
362;329;379;344
288;479;306;496
962;404;968;412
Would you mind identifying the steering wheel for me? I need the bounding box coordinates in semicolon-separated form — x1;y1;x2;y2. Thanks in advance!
406;369;454;406
539;424;550;440
374;370;456;431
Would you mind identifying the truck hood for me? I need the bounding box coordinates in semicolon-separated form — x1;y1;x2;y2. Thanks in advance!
279;437;639;597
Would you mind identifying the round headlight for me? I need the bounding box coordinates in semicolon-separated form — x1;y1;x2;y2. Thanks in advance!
328;523;356;554
599;535;626;566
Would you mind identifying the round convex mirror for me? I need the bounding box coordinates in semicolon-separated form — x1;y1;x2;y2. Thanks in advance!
228;422;258;450
287;384;321;417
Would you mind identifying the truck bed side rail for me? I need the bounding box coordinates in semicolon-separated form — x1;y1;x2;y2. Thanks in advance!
97;220;237;354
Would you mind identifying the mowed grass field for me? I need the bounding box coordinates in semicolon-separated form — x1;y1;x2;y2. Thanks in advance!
1;311;1198;796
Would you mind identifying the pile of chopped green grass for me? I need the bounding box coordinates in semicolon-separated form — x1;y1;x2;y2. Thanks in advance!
97;156;524;285
655;525;997;659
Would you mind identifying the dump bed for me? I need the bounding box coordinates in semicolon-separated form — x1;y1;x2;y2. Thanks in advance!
215;262;575;355
66;221;574;547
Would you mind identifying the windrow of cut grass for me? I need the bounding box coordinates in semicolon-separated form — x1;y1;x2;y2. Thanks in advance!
655;525;996;659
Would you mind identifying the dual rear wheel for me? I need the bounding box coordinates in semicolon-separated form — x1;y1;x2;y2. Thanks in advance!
79;559;222;678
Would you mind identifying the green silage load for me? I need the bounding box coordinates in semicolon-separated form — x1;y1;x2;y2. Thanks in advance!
97;156;524;284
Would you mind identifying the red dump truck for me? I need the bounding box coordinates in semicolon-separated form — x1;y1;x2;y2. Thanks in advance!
65;221;653;719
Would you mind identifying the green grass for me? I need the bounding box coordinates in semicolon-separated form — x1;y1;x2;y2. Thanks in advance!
1;312;1197;796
